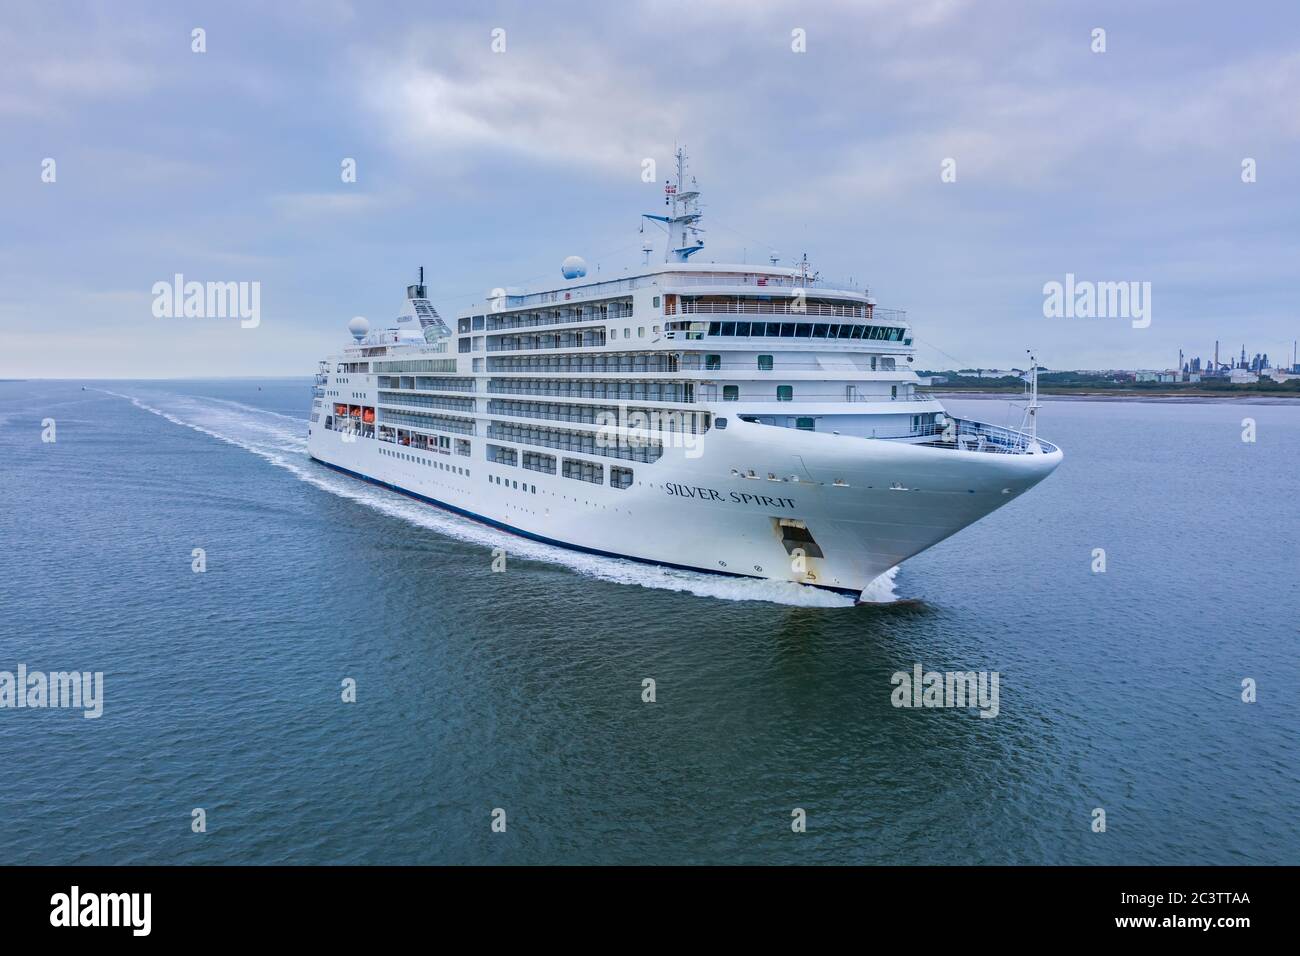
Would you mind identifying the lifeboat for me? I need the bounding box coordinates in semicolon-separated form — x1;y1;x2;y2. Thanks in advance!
350;406;361;418
334;404;347;416
362;407;375;423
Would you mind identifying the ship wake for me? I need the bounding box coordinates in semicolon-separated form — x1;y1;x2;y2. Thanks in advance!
102;388;898;608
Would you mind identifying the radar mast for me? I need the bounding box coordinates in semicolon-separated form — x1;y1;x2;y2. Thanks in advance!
642;147;705;262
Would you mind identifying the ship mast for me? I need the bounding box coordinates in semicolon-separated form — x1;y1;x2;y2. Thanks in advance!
642;147;705;262
1022;350;1041;444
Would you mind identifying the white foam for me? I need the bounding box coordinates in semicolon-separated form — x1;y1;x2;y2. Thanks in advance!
102;388;898;607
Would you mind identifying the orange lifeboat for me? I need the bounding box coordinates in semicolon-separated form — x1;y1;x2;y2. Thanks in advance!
350;406;361;418
362;407;375;423
334;404;347;416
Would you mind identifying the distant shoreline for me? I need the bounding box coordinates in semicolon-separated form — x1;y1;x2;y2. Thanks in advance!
929;389;1300;405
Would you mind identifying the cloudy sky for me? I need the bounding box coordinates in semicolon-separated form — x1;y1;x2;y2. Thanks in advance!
4;0;1298;377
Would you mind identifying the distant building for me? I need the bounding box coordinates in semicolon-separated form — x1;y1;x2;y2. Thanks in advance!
1266;369;1298;383
1135;371;1160;382
1230;369;1260;384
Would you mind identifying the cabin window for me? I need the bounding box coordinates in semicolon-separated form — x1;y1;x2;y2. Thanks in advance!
891;385;898;399
705;354;722;370
652;296;661;308
796;417;815;431
723;385;739;401
777;385;794;402
757;354;773;370
715;418;728;429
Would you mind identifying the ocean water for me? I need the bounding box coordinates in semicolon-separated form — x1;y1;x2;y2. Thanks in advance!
0;379;1296;865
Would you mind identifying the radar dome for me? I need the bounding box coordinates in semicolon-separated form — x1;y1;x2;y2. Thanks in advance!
561;256;587;279
348;316;370;341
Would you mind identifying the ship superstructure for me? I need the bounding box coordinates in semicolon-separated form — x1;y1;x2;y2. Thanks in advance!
307;151;1061;596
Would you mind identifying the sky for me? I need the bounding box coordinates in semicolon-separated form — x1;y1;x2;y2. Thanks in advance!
3;0;1299;378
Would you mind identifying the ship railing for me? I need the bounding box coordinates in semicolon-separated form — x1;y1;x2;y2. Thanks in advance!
880;418;1058;455
485;307;633;330
683;359;908;371
662;329;912;345
488;385;698;403
676;301;874;318
487;338;607;352
661;273;864;292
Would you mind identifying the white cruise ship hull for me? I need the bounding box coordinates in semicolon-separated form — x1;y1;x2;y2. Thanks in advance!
307;415;1061;597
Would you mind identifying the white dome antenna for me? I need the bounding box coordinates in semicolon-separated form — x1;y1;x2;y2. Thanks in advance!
347;316;370;342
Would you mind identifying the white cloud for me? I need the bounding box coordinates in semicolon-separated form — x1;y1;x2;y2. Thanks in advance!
359;29;692;175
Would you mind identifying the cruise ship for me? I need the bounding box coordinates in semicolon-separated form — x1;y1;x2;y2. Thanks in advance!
306;151;1062;597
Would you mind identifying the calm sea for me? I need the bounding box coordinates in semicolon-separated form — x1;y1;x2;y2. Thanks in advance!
1;379;1296;864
